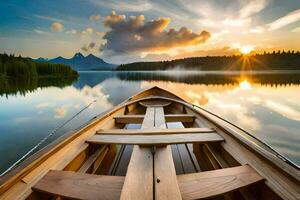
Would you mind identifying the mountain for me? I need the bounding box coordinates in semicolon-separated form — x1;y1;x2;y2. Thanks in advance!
35;53;116;71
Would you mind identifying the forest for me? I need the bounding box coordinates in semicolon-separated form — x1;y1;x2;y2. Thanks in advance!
0;53;78;77
117;51;300;71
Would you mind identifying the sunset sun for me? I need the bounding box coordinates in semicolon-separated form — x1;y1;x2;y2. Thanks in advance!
240;45;255;55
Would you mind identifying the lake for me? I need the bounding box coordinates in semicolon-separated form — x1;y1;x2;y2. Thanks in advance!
0;70;300;174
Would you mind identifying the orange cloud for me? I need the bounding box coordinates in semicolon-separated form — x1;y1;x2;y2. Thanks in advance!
101;11;210;54
50;22;64;32
89;14;101;21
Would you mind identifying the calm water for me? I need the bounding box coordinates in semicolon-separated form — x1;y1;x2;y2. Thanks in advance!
0;71;300;174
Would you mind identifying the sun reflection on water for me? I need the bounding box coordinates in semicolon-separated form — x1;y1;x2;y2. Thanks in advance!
239;80;252;90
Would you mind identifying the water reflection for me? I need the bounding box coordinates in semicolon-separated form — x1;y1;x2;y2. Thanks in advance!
116;70;300;86
0;71;299;174
239;80;252;90
0;76;78;97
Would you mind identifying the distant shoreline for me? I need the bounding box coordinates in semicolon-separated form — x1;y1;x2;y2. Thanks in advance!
116;51;300;71
80;69;300;74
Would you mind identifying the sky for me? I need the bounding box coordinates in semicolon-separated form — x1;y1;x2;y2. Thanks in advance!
0;0;300;64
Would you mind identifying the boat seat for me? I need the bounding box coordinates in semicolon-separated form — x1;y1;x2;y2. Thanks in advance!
32;165;263;200
32;170;125;200
177;165;264;200
97;127;215;135
86;133;224;146
114;114;195;123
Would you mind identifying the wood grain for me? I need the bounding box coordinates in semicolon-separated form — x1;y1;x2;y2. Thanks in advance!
33;170;124;200
139;99;171;107
120;107;154;200
177;165;264;200
154;107;182;200
87;133;224;146
97;127;214;135
114;114;195;124
78;146;108;173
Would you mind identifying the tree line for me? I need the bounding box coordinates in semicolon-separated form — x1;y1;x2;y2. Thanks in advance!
0;53;78;77
117;50;300;71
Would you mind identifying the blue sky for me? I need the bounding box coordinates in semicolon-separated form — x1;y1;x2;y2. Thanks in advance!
0;0;300;64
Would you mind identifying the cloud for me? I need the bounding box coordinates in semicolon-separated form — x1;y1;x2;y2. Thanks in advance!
82;27;93;35
90;0;152;12
249;26;265;33
238;0;269;18
33;29;49;35
96;31;105;37
66;29;77;34
36;102;56;109
54;106;67;118
50;22;64;32
89;15;101;21
179;0;269;29
265;100;300;122
267;9;300;31
82;42;96;52
14;117;32;123
33;14;67;23
101;11;210;54
291;27;300;33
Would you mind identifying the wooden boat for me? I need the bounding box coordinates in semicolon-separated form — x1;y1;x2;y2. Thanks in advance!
0;86;299;200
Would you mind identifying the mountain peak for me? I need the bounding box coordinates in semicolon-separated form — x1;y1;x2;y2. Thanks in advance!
45;52;116;71
86;53;96;58
73;52;84;59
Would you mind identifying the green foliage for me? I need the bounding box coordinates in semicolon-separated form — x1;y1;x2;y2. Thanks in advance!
116;51;300;71
0;76;78;97
0;53;78;77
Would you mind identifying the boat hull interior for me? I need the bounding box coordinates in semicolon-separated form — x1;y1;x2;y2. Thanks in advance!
0;86;299;200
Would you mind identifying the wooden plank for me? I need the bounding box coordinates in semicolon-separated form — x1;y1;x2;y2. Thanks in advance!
120;107;154;200
204;144;260;200
154;107;166;128
78;146;108;173
177;165;264;200
141;107;155;129
139;99;171;107
115;115;144;124
97;127;214;135
155;146;182;200
120;146;153;200
87;133;224;146
166;114;195;123
77;146;105;173
154;107;182;200
33;170;124;200
114;114;195;124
